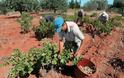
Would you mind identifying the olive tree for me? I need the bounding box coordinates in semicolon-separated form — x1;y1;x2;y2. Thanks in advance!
1;0;41;14
83;0;108;11
40;0;68;13
112;0;124;16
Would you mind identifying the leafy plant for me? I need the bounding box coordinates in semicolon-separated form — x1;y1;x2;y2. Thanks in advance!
1;39;83;77
82;15;122;36
18;12;33;33
34;20;55;40
90;13;97;17
60;49;83;65
4;49;34;78
83;16;92;24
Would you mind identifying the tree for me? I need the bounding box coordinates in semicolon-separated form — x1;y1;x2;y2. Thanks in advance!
83;0;98;11
112;0;124;16
96;0;108;10
2;0;40;14
113;0;124;8
83;0;108;11
0;0;10;14
69;0;80;9
40;0;68;13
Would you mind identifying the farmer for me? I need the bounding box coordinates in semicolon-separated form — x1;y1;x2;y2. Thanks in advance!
54;16;85;57
76;9;85;25
98;11;109;23
40;15;54;22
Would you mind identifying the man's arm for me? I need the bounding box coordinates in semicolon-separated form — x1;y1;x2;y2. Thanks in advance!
59;40;64;54
75;34;91;57
74;27;89;56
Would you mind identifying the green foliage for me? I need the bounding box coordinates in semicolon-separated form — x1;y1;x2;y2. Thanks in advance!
96;0;108;10
92;17;122;35
18;12;33;33
40;0;68;13
69;0;81;9
83;16;92;24
90;13;97;17
0;0;10;14
1;39;83;77
1;0;41;14
83;0;108;11
60;49;82;65
111;0;124;16
83;15;122;35
64;15;76;21
60;49;71;65
6;49;33;78
34;20;55;40
113;0;124;8
83;0;98;11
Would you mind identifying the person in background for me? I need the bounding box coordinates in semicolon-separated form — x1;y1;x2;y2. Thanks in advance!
40;15;54;22
54;16;85;57
98;11;109;23
76;9;85;26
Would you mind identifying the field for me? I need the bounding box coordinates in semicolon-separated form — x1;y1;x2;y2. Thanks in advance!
0;10;124;78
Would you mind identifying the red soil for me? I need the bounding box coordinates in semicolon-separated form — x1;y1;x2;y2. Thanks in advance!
0;13;41;78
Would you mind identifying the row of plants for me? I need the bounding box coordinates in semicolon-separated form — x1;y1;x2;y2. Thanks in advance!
1;39;82;78
18;12;123;40
17;12;55;40
81;15;122;36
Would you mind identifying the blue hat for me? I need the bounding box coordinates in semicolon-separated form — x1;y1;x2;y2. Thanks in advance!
54;16;64;32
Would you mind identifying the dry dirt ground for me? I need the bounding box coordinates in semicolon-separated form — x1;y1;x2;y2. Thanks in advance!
0;12;124;78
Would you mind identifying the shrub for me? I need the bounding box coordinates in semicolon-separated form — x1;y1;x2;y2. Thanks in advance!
64;15;77;21
34;20;54;40
18;12;33;33
90;13;97;17
5;49;34;78
1;39;82;77
83;16;92;24
92;17;122;35
0;1;10;15
82;15;122;36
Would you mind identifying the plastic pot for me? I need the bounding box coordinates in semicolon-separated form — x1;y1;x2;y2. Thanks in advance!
74;58;96;78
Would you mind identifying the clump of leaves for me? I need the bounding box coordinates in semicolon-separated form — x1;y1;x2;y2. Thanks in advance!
5;49;34;78
17;12;33;33
34;20;55;40
60;49;83;65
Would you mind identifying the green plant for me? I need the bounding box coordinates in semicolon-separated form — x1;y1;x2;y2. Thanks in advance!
83;16;93;24
65;15;76;21
1;39;83;77
4;49;34;78
90;13;97;17
82;15;122;36
60;49;83;65
34;20;54;40
18;12;33;33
